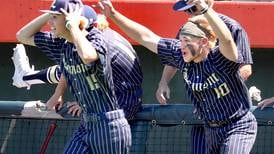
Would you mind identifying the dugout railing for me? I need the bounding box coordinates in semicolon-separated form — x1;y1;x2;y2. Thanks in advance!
0;101;274;154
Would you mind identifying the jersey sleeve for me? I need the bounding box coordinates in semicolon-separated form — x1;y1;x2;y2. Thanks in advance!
34;32;64;65
157;38;184;68
219;14;253;65
232;27;253;64
86;28;107;56
211;47;241;73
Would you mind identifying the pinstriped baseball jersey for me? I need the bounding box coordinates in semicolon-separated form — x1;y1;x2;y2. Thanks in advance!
157;38;251;122
102;28;143;120
34;32;63;64
35;28;119;113
189;14;253;154
61;28;119;113
103;28;143;92
34;27;131;153
218;14;252;65
34;28;143;119
61;28;134;153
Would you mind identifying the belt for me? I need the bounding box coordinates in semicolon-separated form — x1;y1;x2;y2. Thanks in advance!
207;120;230;127
206;116;242;128
82;113;102;122
82;109;124;123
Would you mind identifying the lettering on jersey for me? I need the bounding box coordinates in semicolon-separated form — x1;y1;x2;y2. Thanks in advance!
183;69;230;99
190;73;220;91
183;68;192;85
63;60;100;90
64;61;88;75
207;73;219;86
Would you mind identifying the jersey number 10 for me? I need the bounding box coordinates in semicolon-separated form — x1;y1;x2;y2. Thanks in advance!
214;83;230;99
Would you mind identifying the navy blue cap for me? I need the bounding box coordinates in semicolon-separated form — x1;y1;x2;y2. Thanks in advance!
40;0;83;14
173;0;195;11
82;5;97;26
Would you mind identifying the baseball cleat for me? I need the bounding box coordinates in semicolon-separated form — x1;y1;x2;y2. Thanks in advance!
12;44;35;90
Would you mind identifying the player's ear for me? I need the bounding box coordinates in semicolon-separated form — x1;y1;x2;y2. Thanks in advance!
79;16;89;30
200;37;208;47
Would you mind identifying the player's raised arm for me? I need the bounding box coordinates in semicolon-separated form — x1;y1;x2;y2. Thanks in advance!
16;13;51;46
61;4;100;64
188;0;238;62
98;0;161;54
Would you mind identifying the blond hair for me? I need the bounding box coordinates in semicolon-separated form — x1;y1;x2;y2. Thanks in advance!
188;15;217;48
96;14;109;31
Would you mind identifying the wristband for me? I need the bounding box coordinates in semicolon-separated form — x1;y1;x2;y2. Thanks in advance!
65;20;71;30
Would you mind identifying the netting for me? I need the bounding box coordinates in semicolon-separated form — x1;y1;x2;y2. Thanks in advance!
1;117;274;154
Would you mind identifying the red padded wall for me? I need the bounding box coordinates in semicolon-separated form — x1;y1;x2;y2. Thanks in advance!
1;0;274;48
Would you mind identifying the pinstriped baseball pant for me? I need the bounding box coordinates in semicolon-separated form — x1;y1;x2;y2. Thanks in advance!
204;111;257;154
191;126;205;154
63;110;131;154
117;88;142;120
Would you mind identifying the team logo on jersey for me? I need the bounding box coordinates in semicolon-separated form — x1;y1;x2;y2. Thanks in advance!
183;69;230;99
64;62;88;75
63;58;101;91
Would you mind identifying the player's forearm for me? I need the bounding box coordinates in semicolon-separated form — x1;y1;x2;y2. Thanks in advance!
109;8;160;53
69;27;98;64
203;8;238;62
269;97;274;103
54;75;67;96
16;13;50;46
159;66;177;85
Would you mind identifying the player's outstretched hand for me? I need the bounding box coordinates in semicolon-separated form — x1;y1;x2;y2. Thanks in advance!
97;0;115;18
257;97;274;109
187;0;208;15
61;3;83;30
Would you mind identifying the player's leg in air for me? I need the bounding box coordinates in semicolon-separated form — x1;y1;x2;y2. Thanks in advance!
12;44;61;90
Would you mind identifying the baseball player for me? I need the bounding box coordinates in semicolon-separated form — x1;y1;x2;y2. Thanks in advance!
98;0;257;153
13;13;143;120
16;0;131;153
156;0;253;153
